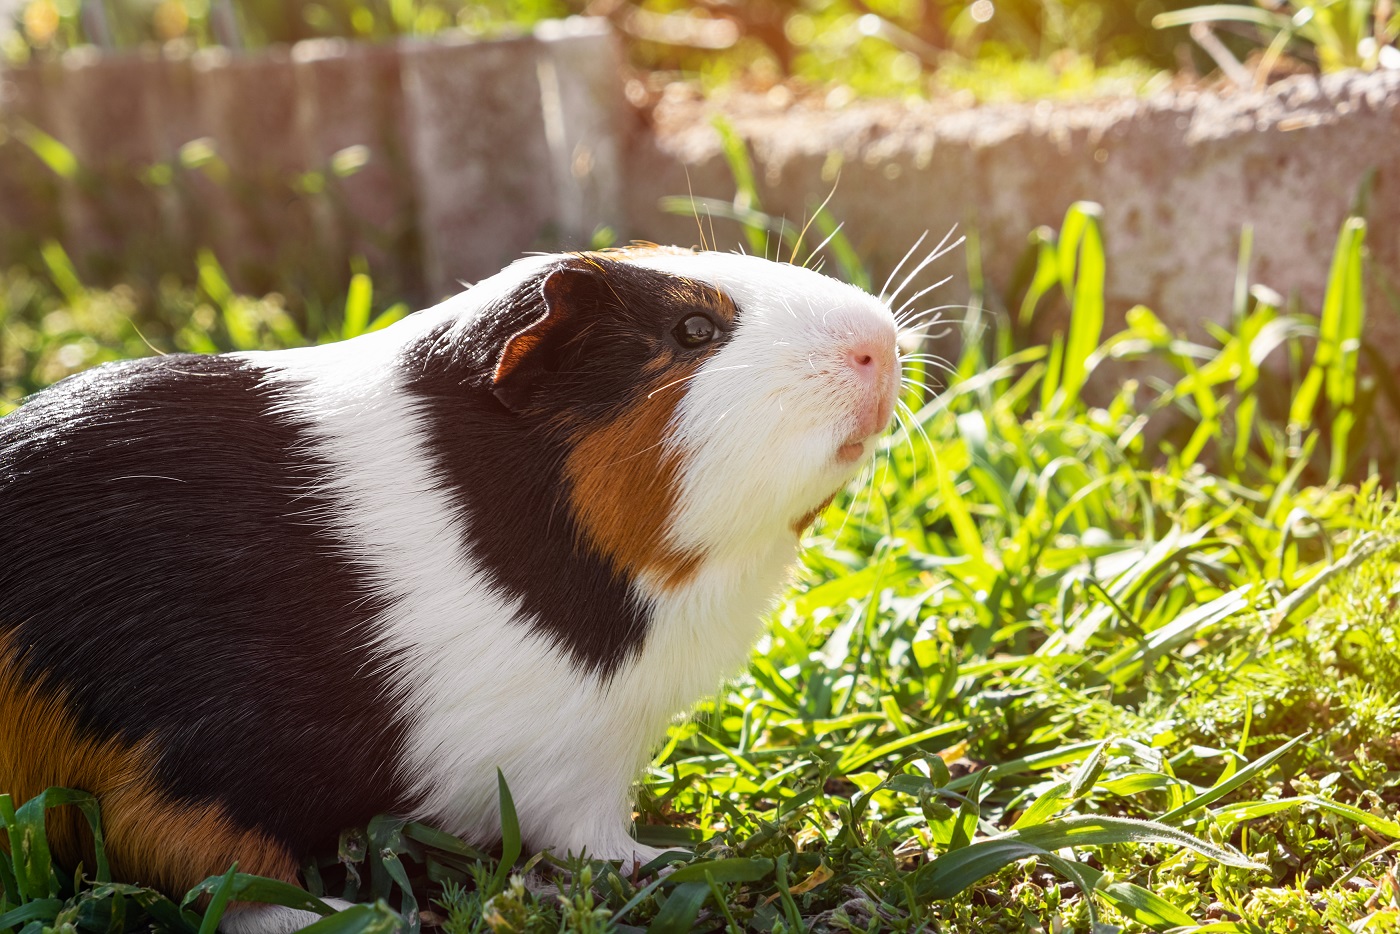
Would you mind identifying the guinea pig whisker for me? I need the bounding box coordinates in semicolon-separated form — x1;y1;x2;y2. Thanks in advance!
880;231;929;300
897;397;934;468
683;164;707;251
857;446;887;527
900;325;957;344
830;463;869;542
900;347;955;361
707;402;741;436
890;406;920;489
900;353;955;369
887;228;963;309
896;298;963;334
900;359;955;379
896;303;972;329
646;365;752;399
803;220;845;270
892;277;955;322
790;179;839;266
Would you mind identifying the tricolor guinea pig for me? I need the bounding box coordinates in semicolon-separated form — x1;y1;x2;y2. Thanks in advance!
0;246;900;933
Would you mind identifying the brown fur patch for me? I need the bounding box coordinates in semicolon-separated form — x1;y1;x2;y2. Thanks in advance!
792;493;838;535
565;360;704;590
562;267;739;589
0;633;297;896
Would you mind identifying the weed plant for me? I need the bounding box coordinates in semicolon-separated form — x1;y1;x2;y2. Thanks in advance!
2;196;1400;931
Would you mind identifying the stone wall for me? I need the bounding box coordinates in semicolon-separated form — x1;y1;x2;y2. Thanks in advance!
0;17;626;303
627;71;1400;344
2;19;1398;348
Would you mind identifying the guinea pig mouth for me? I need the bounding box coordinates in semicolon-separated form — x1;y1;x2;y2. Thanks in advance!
835;435;875;465
835;393;897;465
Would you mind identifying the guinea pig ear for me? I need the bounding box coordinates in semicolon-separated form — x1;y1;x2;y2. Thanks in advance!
491;264;604;413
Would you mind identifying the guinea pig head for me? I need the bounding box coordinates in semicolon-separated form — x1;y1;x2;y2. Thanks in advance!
614;250;900;562
486;255;739;588
485;250;899;582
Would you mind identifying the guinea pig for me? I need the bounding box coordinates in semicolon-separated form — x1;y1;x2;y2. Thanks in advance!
0;245;900;933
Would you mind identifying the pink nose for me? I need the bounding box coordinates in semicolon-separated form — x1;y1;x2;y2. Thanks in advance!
844;337;898;440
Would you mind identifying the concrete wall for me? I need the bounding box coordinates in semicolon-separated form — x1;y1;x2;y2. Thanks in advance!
0;17;627;302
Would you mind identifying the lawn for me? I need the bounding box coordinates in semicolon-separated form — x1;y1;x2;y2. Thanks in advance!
2;199;1399;933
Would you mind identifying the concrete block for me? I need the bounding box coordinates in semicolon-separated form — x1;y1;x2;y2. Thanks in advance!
43;48;168;280
0;63;61;261
192;46;316;294
401;31;554;299
293;38;419;298
535;16;628;249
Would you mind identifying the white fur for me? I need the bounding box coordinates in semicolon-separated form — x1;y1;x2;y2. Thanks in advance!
235;251;894;881
220;898;353;934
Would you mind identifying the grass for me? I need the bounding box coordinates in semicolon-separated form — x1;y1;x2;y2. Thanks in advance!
3;197;1400;933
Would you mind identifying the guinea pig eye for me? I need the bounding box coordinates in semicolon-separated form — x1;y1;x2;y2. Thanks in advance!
673;314;717;349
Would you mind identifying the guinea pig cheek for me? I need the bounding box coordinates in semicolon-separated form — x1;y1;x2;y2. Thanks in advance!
563;359;704;591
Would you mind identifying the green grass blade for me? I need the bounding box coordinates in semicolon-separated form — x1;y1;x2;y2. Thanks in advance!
195;865;239;934
490;770;523;897
0;794;26;904
372;850;417;934
180;874;335;917
1009;781;1071;830
1157;733;1308;824
647;881;709;934
298;902;403;934
664;858;774;885
1058;202;1106;414
1290;217;1365;437
399;823;489;862
0;899;63;931
1152;5;1295;31
9;795;59;900
710;117;766;255
1097;880;1197;928
342;273;373;339
1018;227;1060;327
13;123;78;179
912;814;1258;902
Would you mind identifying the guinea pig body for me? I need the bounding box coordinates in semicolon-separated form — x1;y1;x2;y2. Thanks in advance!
0;247;899;932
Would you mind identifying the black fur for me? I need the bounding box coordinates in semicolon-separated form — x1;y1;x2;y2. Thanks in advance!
0;354;413;854
402;256;731;679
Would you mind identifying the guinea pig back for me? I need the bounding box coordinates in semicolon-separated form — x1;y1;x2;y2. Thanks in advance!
0;246;899;928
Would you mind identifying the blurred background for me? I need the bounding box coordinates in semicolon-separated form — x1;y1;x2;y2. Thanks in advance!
1;0;1397;412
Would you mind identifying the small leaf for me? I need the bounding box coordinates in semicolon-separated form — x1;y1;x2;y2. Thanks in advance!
1097;881;1196;928
181;874;334;917
195;865;239;934
647;881;708;934
299;902;403;934
490;770;523;897
663;858;773;885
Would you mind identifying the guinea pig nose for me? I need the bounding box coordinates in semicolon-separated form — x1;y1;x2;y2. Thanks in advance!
844;340;896;380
